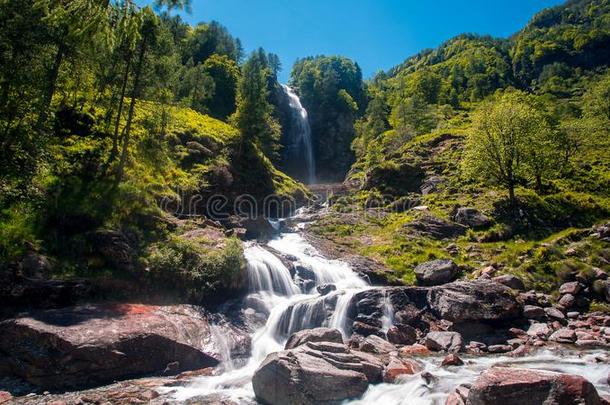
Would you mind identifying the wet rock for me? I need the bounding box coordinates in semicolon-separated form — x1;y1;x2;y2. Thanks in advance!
316;284;337;296
492;275;525;291
427;280;522;323
252;342;370;405
454;207;492;228
284;327;344;350
383;357;423;383
360;335;398;355
415;259;459;286
549;328;577;343
466;367;603;405
523;305;546;320
527;323;552;339
386;324;417;346
0;304;250;390
441;353;464;367
560;282;582;296
487;344;512;353
446;385;470;405
424;331;463;352
400;344;432;356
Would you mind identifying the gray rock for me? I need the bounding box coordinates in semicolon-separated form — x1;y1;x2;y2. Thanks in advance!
559;282;582;296
404;215;468;240
523;305;546;320
360;335;398;355
424;331;463;352
252;342;370;405
487;345;512;353
544;307;566;321
316;284;337;296
415;259;459;286
492;275;525;291
284;327;344;350
427;280;522;323
527;323;552;339
454;207;492;228
386;324;417;346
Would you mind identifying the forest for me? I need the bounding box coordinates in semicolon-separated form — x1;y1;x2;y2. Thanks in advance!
1;0;610;403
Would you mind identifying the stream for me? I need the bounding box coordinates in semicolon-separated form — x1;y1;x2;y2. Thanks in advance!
166;210;610;404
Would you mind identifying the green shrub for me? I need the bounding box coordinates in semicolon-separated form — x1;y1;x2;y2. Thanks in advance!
147;236;245;303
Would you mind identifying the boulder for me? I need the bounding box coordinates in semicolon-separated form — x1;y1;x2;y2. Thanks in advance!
252;342;370;405
405;215;468;240
386;324;417;345
427;280;522;323
560;282;582;296
545;307;566;321
549;328;577;343
415;259;459;286
466;367;603;405
86;229;136;272
400;344;432;357
0;304;250;390
492;275;525;291
360;335;398;355
559;293;576;309
441;353;464;367
425;331;463;352
523;305;546;320
317;284;337;296
284;327;344;350
454;207;492;228
527;323;552;339
383;357;423;383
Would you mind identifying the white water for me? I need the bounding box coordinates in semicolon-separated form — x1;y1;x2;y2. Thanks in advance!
168;229;367;402
168;221;610;404
281;85;315;184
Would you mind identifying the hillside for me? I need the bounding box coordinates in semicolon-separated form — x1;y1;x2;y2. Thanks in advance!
309;0;610;299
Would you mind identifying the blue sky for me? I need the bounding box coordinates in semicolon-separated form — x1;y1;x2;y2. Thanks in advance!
143;0;565;83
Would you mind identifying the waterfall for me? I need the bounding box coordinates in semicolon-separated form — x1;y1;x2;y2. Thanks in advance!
281;84;315;184
244;244;300;296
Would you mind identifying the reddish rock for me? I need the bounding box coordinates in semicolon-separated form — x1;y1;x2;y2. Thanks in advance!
441;353;464;367
0;392;12;404
383;357;423;383
467;367;603;405
0;304;250;390
549;328;577;343
425;331;464;352
400;344;432;356
487;344;512;353
559;294;576;308
523;305;545;319
527;323;552;339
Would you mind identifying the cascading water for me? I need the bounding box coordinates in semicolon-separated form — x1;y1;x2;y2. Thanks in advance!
168;213;610;404
281;84;316;184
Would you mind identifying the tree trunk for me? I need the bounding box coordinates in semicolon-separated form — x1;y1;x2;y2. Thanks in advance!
535;174;543;194
508;182;517;219
37;43;64;131
109;53;132;161
115;36;148;184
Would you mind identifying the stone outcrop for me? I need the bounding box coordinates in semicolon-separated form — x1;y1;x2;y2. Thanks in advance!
0;304;250;390
252;341;371;405
415;259;459;286
466;367;603;405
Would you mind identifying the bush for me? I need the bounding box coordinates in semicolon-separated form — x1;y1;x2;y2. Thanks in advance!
147;235;245;303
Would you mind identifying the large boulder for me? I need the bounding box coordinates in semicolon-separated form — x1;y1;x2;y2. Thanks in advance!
284;327;343;350
424;331;463;352
454;207;492;228
415;259;459;286
405;216;467;240
252;341;371;405
0;304;250;390
427;280;522;323
466;367;603;405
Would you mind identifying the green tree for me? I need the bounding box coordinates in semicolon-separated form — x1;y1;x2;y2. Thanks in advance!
462;90;555;212
233;50;281;160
